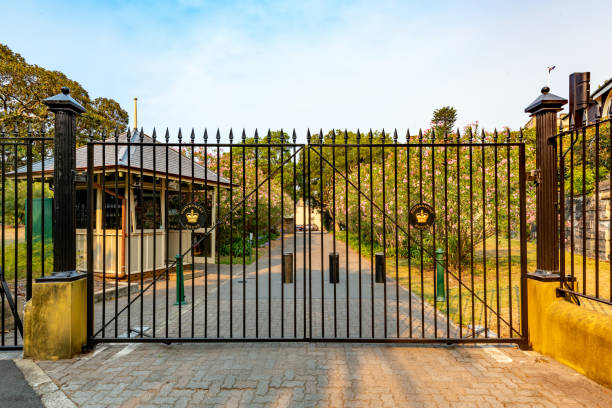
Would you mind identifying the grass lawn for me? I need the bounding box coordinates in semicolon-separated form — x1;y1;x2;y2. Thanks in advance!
391;237;524;338
1;239;53;281
337;230;611;337
217;250;265;265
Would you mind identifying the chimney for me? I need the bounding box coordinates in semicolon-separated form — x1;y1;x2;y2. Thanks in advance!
133;97;138;130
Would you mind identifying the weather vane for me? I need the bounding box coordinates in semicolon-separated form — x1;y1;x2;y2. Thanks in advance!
546;65;556;88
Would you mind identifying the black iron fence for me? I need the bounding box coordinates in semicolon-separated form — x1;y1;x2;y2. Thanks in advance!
85;127;527;345
0;125;54;349
556;117;612;306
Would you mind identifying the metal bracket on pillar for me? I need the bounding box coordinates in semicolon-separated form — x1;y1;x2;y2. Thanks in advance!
73;170;88;184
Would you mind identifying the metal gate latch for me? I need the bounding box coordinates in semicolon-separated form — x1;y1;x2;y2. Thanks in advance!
73;170;87;183
527;169;541;185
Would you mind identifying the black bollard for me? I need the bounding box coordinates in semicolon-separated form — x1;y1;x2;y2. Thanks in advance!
375;252;385;283
329;252;339;284
282;253;294;284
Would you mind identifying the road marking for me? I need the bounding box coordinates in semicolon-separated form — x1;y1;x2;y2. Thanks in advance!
106;343;139;363
480;346;513;363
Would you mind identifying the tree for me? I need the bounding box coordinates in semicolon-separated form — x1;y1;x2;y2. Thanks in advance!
432;106;458;135
192;130;297;256
0;43;128;144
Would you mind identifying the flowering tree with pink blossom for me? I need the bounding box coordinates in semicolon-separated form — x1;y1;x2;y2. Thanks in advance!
313;125;536;267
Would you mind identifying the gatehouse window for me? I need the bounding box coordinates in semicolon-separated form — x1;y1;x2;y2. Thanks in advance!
102;193;122;230
134;189;161;229
75;189;95;229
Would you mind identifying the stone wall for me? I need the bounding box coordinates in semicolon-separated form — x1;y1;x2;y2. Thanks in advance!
565;180;611;261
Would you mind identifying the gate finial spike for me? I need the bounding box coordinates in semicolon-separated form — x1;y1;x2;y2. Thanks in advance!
229;128;234;142
190;128;196;143
431;128;436;142
306;128;311;143
381;129;386;144
418;129;423;143
177;128;183;142
344;129;349;142
127;127;131;139
331;129;336;143
266;129;271;142
241;128;246;142
216;128;221;142
468;127;473;142
254;128;259;142
319;128;324;144
164;128;170;142
393;129;398;143
519;128;524;142
356;129;361;142
280;128;284;143
506;128;511;143
405;129;410;142
88;129;94;142
481;129;486;143
292;129;297;143
494;128;498;142
368;129;373;142
152;128;157;141
456;128;461;143
203;128;208;141
139;127;144;142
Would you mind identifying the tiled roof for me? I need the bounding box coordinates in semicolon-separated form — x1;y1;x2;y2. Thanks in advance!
14;130;231;186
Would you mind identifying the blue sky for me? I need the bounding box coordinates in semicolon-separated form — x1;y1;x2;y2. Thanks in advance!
2;1;611;141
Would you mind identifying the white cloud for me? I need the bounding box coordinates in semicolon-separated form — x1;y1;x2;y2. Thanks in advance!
2;0;611;141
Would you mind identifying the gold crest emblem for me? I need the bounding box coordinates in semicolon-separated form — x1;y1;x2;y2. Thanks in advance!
179;202;207;230
185;209;199;224
409;203;435;230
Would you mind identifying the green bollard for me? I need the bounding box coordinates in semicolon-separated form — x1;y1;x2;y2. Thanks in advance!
435;248;446;302
174;254;187;305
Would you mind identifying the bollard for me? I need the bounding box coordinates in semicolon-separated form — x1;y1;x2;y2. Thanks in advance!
329;252;339;283
175;254;187;305
435;248;445;301
282;253;294;284
375;252;385;283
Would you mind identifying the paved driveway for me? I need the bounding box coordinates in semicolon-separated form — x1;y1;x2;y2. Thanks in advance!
5;235;612;407
35;342;612;407
92;233;459;341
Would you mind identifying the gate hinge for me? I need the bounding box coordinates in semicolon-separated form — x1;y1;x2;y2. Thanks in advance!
73;170;87;184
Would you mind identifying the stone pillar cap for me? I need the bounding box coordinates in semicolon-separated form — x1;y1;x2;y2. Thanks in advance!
43;87;86;114
525;87;567;116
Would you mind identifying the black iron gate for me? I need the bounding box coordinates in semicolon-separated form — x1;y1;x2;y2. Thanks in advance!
86;127;527;345
0;127;53;350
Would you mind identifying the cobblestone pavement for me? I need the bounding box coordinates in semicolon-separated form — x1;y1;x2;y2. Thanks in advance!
36;342;612;407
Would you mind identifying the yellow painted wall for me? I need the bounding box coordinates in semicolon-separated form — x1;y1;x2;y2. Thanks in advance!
528;278;612;388
295;201;322;230
23;278;87;360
